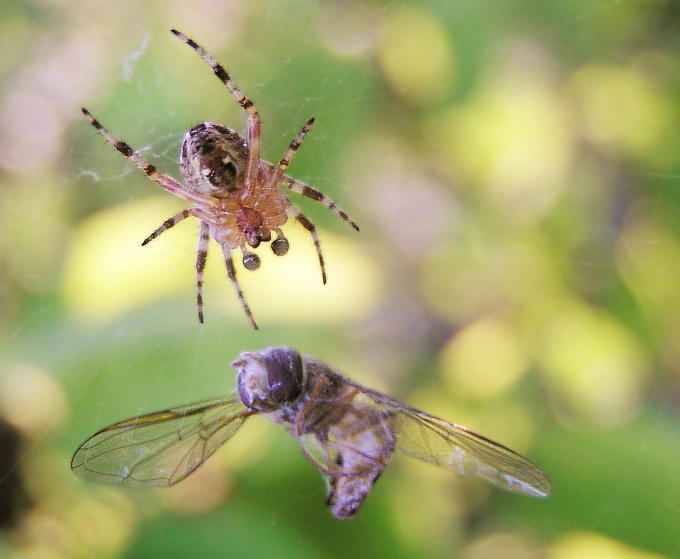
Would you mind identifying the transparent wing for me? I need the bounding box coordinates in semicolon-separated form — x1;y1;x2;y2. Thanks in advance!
392;407;551;497
335;378;551;497
299;432;337;489
71;397;252;488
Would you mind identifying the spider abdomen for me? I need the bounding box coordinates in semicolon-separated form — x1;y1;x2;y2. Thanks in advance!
180;122;248;198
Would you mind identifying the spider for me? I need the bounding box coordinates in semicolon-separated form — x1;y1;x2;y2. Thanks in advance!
82;29;359;329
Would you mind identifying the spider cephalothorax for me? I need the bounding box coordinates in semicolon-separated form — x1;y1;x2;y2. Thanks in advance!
82;29;359;329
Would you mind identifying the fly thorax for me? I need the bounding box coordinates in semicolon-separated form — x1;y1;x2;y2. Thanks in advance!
232;347;304;412
180;122;248;198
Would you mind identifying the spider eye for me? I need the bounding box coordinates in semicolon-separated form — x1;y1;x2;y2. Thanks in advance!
271;237;290;256
243;253;261;271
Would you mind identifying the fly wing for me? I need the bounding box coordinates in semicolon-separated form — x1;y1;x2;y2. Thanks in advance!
392;407;551;497
71;397;252;488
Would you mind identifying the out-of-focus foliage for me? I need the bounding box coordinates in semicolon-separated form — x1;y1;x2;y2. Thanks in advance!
0;0;679;558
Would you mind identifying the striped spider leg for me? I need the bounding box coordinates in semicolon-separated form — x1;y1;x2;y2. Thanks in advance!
82;29;359;329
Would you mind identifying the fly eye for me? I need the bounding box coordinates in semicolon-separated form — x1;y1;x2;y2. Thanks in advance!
243;253;261;271
271;237;289;256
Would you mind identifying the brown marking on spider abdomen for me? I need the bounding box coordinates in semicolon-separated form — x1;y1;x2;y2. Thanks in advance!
180;122;248;199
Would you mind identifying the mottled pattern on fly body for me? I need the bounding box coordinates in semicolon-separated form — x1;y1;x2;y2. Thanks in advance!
300;388;396;519
254;357;397;519
82;30;359;329
72;347;551;519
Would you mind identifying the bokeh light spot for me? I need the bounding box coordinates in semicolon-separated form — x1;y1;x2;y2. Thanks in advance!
440;315;529;400
61;196;378;325
570;64;670;160
61;196;192;323
0;364;67;437
430;48;573;222
537;301;648;427
549;532;666;559
376;7;455;105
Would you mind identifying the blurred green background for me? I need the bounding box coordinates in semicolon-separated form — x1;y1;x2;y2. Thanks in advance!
1;0;680;558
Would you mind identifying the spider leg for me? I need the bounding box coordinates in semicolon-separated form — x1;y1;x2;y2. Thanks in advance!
288;202;327;285
170;29;262;194
220;243;258;330
82;108;210;207
266;117;315;191
141;208;196;246
196;220;210;324
279;175;360;232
